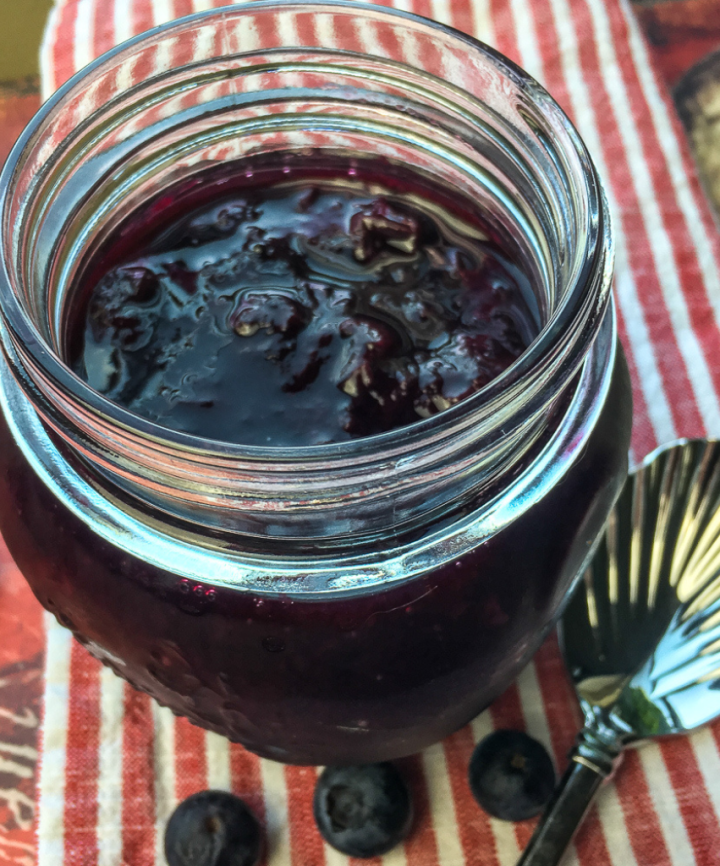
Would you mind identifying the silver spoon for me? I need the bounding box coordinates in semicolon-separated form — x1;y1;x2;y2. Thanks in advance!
519;438;720;866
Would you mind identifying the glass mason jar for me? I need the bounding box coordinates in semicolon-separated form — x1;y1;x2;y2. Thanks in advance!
0;1;631;764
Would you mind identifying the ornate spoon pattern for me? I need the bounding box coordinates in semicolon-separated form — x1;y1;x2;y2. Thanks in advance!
519;439;720;865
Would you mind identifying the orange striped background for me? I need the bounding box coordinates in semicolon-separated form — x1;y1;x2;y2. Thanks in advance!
35;0;720;863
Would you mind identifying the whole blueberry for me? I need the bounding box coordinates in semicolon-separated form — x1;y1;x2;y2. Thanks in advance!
468;730;555;821
164;790;263;866
314;763;413;857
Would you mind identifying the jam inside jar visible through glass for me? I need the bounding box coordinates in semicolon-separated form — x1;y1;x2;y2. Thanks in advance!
67;157;540;446
0;1;630;767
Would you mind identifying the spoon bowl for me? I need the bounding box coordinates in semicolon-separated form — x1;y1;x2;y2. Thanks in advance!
520;439;720;865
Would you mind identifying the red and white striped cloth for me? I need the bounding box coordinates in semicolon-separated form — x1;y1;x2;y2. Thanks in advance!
35;0;720;864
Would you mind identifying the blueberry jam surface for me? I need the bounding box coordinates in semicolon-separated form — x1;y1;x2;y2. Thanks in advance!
70;165;538;446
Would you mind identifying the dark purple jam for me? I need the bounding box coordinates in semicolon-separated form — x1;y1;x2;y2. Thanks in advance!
70;166;537;446
0;158;632;764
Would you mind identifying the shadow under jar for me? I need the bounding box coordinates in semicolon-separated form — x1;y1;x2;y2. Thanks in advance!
0;1;631;764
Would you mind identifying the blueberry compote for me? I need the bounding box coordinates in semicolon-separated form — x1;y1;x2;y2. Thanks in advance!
0;158;631;767
69;162;537;445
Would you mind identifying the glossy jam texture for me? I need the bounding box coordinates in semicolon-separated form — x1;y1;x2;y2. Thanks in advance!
70;168;538;446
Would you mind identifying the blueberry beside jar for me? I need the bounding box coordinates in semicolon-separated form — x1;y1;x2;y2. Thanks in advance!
0;2;631;765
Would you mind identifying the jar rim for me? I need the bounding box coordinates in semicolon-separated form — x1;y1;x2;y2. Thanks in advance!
0;0;611;462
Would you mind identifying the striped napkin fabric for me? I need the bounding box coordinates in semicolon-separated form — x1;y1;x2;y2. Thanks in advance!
34;1;720;865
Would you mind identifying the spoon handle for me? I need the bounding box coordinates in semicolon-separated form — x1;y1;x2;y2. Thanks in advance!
517;740;622;866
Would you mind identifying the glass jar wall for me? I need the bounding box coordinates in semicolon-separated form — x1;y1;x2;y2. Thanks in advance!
0;2;631;764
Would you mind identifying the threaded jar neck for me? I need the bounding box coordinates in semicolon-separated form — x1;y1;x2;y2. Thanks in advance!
0;1;612;542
